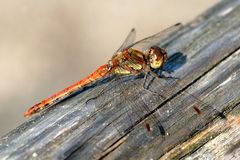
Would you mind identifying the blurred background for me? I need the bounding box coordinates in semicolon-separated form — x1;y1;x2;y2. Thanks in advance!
0;0;218;136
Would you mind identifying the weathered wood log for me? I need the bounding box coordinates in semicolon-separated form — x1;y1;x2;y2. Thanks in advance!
1;0;240;159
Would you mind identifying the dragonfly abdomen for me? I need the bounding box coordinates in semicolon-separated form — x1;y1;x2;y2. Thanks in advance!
24;64;110;117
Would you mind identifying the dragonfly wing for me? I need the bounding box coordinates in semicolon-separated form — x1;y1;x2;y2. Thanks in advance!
113;28;136;56
128;23;183;52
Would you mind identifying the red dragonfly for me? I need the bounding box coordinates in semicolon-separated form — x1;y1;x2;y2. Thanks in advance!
24;23;183;118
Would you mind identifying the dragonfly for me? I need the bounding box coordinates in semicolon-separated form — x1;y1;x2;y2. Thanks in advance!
25;23;209;135
24;23;183;117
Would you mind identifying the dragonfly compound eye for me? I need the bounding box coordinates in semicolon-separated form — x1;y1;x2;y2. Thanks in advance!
149;46;168;69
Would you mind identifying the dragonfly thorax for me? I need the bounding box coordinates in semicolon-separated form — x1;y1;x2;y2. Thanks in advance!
109;47;168;75
147;46;168;69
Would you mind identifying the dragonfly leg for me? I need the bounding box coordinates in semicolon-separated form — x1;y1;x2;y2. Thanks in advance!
142;72;165;99
118;65;165;97
143;72;149;88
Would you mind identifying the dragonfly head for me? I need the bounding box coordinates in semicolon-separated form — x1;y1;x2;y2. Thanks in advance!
148;46;168;69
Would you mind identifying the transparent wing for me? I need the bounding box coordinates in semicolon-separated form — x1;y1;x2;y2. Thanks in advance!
113;28;136;56
127;23;183;52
